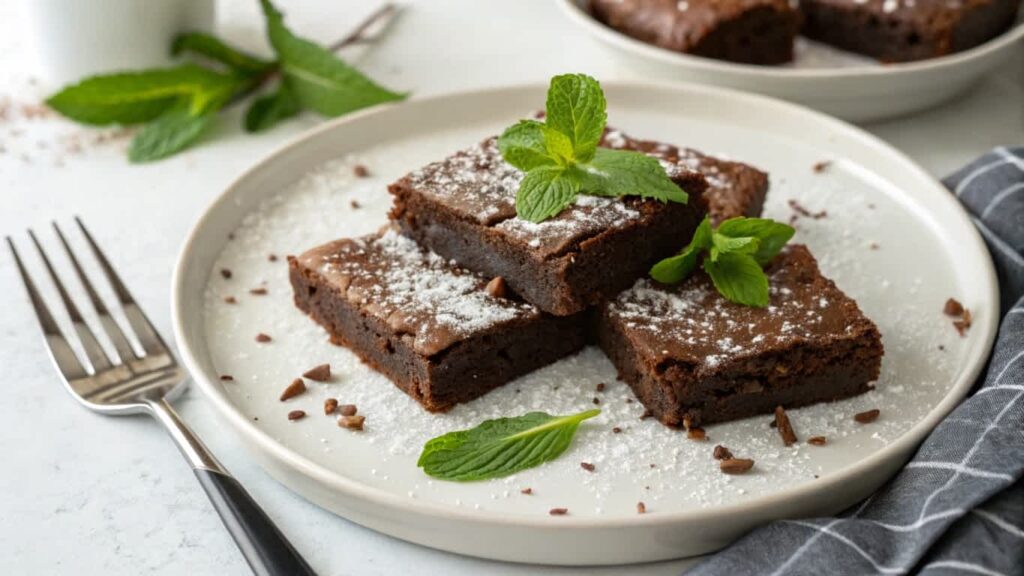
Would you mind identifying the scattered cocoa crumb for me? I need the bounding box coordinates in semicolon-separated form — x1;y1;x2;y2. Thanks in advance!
944;298;964;317
954;309;972;337
249;287;268;296
223;296;237;304
255;333;272;343
353;164;370;178
649;463;657;469
549;508;568;516
580;462;596;472
324;398;339;415
813;160;831;173
612;427;623;434
287;410;306;421
774;406;798;446
788;199;827;220
626;398;634;404
219;375;234;382
350;199;361;209
338;414;365;430
303;363;331;382
938;345;946;351
687;427;707;441
220;268;232;279
339;404;358;417
713;445;733;461
596;382;606;392
854;409;880;424
592;397;601;405
808;436;827;446
268;254;278;262
485;276;507;299
520;488;533;495
279;378;306;401
720;458;755;475
636;502;646;514
869;242;880;250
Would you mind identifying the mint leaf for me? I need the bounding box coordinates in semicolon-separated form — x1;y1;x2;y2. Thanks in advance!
710;233;760;261
716;218;795;265
47;65;236;126
516;166;582;223
704;252;770;307
260;0;405;117
417;409;600;481
581;148;688;204
545;74;606;162
650;215;712;284
172;32;274;74
128;107;214;163
244;84;301;132
497;120;564;171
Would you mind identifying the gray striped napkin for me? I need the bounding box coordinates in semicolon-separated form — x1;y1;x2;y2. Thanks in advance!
688;147;1024;576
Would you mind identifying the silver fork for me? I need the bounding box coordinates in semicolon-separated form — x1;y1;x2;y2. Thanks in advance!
8;218;315;576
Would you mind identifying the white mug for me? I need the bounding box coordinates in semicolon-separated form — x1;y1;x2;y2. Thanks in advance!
25;0;216;85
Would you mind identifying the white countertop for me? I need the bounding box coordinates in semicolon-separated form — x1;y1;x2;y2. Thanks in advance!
1;1;1021;574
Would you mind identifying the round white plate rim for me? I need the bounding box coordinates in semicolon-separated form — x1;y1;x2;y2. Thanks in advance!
171;81;999;532
557;0;1024;79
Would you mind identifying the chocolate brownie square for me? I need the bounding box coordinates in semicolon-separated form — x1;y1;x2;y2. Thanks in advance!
596;244;884;427
801;0;1020;62
388;130;710;316
288;229;587;412
590;0;802;65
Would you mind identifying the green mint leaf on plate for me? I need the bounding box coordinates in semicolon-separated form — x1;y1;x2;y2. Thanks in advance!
46;64;236;126
516;166;582;223
650;216;794;307
417;409;600;481
244;84;301;132
545;74;606;162
704;252;770;308
260;0;405;117
172;32;274;74
128;107;214;163
498;73;690;223
581;148;687;204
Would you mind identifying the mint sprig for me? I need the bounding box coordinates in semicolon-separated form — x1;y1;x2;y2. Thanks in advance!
651;216;795;307
498;74;689;223
45;0;405;162
417;409;600;481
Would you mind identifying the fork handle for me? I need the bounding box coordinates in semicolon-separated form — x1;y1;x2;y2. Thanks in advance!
149;399;316;576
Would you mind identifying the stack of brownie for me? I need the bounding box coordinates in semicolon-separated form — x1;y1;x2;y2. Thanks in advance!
289;126;883;427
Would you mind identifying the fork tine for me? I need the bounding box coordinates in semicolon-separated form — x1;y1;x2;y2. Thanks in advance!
28;229;114;373
7;237;90;380
53;221;141;363
74;217;171;356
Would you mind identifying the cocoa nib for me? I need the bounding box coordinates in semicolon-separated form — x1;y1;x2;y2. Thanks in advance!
713;445;733;461
485;276;508;299
303;363;331;382
287;410;306;421
279;378;306;401
338;414;365;430
774;406;798;446
720;458;755;475
854;409;880;424
324;398;339;415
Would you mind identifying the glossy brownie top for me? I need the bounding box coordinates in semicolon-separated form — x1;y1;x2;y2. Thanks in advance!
604;244;881;374
295;229;538;356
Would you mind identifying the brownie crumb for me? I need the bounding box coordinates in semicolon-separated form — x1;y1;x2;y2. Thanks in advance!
854;409;880;424
612;426;623;434
580;462;596;472
220;268;232;279
944;298;965;317
626;398;634;404
938;345;946;351
813;160;831;173
521;488;533;495
287;410;306;421
954;309;972;337
339;404;358;417
338;414;365;430
592;397;601;405
353;164;370;178
223;296;237;304
869;242;880;251
350;199;361;209
636;502;647;514
255;333;272;343
687;427;707;441
596;382;606;392
303;363;331;382
324;398;339;415
219;374;234;382
249;287;268;296
788;198;827;220
268;254;278;262
720;458;755;475
549;508;568;516
485;276;508;299
774;406;798;446
713;445;734;461
280;378;306;401
808;436;828;446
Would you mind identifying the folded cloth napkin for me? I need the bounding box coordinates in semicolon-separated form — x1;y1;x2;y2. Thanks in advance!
688;148;1024;576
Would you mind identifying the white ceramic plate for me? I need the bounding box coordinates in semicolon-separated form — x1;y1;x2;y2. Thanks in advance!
172;82;998;565
558;0;1024;122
